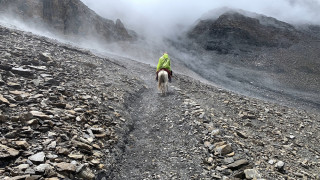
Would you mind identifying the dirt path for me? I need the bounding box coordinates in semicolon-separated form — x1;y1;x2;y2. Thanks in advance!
109;66;205;179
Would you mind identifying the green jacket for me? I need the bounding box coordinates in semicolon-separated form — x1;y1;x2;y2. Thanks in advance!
157;53;171;72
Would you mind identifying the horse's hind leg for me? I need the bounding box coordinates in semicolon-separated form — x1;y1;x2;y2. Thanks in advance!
166;83;168;94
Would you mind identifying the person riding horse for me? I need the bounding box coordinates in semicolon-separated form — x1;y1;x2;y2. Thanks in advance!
156;52;172;82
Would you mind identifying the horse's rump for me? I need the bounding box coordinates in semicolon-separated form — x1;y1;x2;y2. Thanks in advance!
158;70;168;95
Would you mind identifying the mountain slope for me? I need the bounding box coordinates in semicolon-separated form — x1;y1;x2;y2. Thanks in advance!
171;9;320;112
0;0;134;41
0;24;320;179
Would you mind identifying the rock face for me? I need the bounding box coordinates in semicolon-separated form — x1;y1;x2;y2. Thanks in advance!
0;0;133;41
188;11;301;54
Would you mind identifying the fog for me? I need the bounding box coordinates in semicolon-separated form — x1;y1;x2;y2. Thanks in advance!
81;0;320;39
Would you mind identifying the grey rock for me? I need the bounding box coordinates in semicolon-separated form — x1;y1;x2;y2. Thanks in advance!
25;168;36;174
30;111;51;120
0;115;8;122
224;157;235;164
244;169;261;179
0;144;20;158
34;164;52;173
72;140;93;152
15;164;30;171
77;166;95;180
214;144;233;156
47;141;56;150
55;162;76;172
275;161;285;171
227;159;249;170
11;67;34;77
0;94;10;105
39;53;53;62
28;152;45;163
15;140;30;149
7;82;21;89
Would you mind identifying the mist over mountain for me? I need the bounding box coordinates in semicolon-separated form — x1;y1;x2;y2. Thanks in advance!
0;0;135;42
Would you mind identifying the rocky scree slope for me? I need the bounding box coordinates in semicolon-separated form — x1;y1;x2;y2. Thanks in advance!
0;24;320;180
0;25;144;179
0;0;134;41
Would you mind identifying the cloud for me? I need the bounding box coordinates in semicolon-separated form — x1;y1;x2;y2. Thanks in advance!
81;0;320;39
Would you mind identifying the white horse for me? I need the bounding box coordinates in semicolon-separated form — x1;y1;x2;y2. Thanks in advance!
157;70;169;95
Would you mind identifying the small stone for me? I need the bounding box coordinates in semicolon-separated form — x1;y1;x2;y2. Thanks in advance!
9;175;31;180
199;112;205;119
78;166;95;180
211;173;222;179
55;162;76;172
275;161;285;172
28;152;45;163
226;152;235;157
47;141;56;150
45;178;60;180
93;144;101;149
224;157;235;164
236;130;248;139
0;144;20;158
30;111;51;120
15;141;30;149
211;129;220;136
215;144;233;156
227;159;249;170
58;148;70;155
204;141;211;147
90;127;104;134
25;167;35;174
289;135;295;139
74;108;84;112
0;115;8;122
11;67;33;77
34;164;52;173
94;132;107;138
68;154;83;160
268;159;275;165
76;116;82;121
27;119;39;125
98;164;105;169
19;112;33;122
91;159;100;165
46;154;58;160
39;52;53;62
244;169;261;179
16;164;30;171
72;140;93;152
0;94;10;105
48;132;57;138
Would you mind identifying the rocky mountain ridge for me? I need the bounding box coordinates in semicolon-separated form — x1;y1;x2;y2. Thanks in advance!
187;11;302;54
0;0;134;41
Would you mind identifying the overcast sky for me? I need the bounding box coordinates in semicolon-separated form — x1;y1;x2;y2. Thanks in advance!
81;0;320;38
